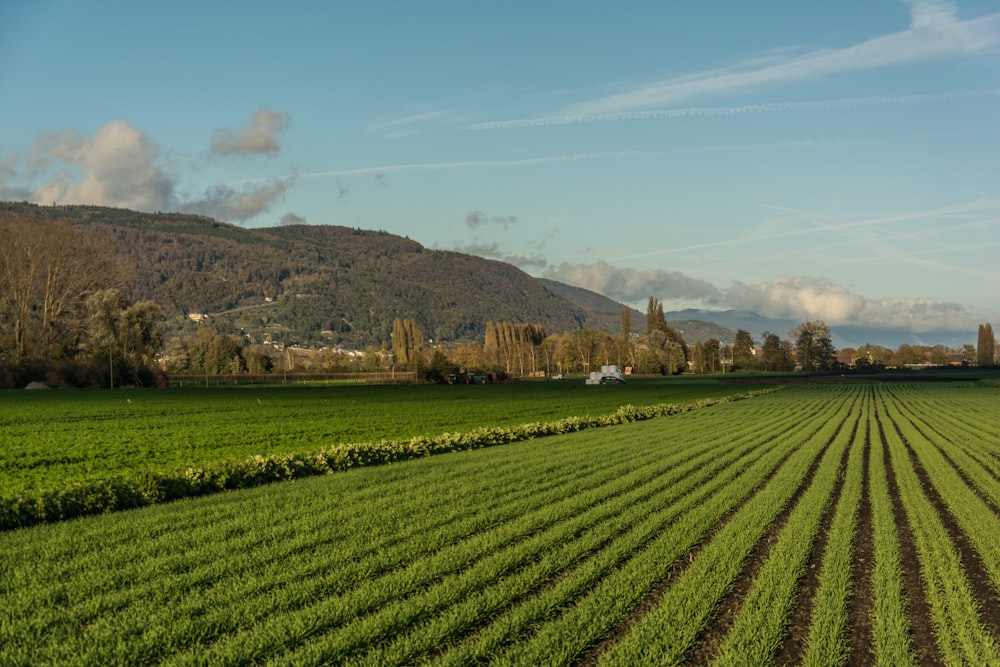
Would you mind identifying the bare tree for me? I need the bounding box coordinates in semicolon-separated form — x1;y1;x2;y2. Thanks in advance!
0;214;121;361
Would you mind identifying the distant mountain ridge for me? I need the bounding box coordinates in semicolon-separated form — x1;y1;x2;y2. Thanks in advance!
663;308;975;349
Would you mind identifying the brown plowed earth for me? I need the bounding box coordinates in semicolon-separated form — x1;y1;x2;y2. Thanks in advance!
773;414;863;666
844;423;875;666
682;415;847;665
893;421;1000;643
877;408;943;666
576;437;800;666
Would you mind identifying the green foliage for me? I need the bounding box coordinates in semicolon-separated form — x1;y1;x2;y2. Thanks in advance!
793;320;837;372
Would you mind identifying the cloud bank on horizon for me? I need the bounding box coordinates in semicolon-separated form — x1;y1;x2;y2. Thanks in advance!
538;260;971;333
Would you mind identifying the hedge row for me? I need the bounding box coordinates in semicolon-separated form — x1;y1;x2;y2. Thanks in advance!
0;388;778;530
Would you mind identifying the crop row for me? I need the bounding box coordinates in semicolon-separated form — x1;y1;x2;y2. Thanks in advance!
0;386;808;665
2;381;1000;664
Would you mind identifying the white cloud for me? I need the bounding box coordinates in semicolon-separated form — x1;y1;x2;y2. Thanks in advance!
722;276;973;331
544;260;722;304
178;179;290;222
280;212;307;226
545;260;974;332
299;151;643;179
7;119;290;221
569;0;1000;115
378;110;458;138
210;106;290;157
29;121;175;211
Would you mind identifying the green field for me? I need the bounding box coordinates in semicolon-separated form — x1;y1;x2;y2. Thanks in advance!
0;378;746;494
3;380;1000;664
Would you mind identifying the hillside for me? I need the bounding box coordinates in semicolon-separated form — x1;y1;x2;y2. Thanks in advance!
2;203;606;347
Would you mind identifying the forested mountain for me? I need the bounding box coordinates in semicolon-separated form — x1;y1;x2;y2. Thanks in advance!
1;202;607;348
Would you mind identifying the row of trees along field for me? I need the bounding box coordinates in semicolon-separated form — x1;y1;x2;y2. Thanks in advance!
60;301;1000;386
0;213;166;388
5;212;997;386
161;302;868;381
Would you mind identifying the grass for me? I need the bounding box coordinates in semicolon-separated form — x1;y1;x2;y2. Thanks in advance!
0;377;751;494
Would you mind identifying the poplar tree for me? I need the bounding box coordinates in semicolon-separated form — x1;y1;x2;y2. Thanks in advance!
978;323;996;366
391;318;422;366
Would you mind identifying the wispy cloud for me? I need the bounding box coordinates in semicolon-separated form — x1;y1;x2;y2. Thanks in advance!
574;0;1000;114
298;151;643;179
470;89;1000;129
473;0;1000;128
296;139;861;182
613;198;1000;263
377;109;464;138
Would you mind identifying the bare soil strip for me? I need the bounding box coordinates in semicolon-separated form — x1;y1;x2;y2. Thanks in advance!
844;422;875;666
877;411;943;666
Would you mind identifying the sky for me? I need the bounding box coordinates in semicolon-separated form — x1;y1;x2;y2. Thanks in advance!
2;0;999;339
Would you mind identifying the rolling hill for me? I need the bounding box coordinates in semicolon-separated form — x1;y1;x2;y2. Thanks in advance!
1;203;603;348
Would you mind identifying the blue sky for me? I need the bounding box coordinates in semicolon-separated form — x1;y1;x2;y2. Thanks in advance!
2;0;999;337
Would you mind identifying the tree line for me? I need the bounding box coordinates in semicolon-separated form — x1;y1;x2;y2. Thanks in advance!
0;213;165;387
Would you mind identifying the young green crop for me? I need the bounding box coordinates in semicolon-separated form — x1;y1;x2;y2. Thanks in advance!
4;382;1000;665
607;392;847;664
866;393;915;666
876;385;1000;664
799;387;867;665
529;389;852;666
